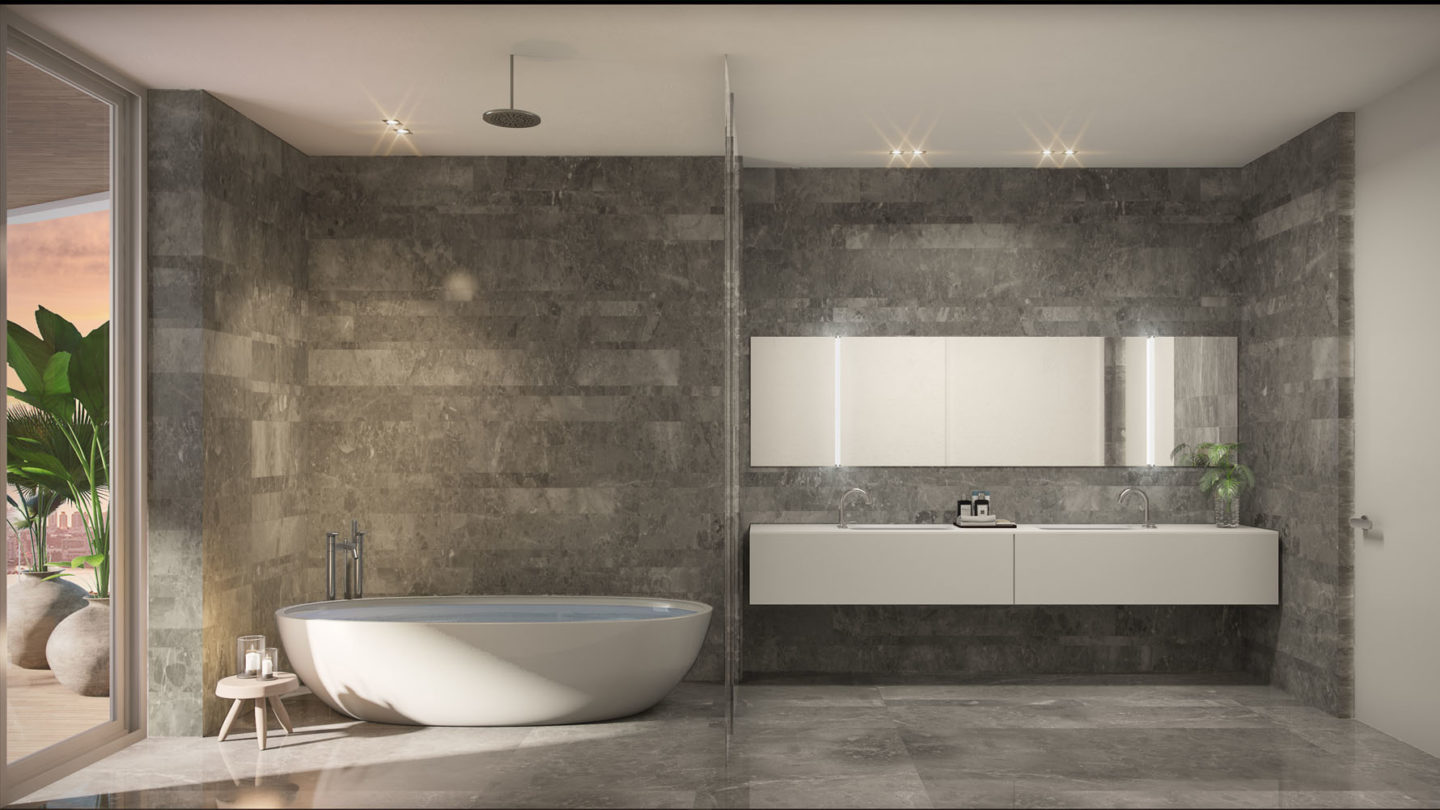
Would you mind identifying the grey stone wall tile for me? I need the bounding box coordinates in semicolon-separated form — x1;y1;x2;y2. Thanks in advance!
1237;113;1355;717
146;88;1350;729
738;152;1343;698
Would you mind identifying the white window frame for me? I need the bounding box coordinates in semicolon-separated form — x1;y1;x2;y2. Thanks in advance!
0;11;147;803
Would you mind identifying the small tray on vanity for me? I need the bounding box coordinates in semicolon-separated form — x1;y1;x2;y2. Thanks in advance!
954;518;1018;529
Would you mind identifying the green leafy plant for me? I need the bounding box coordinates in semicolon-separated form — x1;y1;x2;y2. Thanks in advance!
5;482;62;572
1171;441;1255;502
6;307;109;597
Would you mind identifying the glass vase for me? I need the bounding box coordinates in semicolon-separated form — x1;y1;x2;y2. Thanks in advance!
1214;493;1240;528
237;635;265;678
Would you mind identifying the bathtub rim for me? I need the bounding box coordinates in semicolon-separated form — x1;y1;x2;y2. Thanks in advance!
276;594;714;626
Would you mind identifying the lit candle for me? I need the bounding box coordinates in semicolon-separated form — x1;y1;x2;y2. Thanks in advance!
244;650;261;677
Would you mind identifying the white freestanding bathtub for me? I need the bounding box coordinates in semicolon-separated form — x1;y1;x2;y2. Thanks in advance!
276;595;711;726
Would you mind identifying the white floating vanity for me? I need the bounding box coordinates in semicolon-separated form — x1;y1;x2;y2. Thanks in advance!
749;523;1278;606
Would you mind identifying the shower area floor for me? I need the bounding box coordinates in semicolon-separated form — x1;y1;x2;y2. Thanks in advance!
16;681;1440;808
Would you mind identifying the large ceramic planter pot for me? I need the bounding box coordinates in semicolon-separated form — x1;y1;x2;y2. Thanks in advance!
46;597;110;696
7;570;87;669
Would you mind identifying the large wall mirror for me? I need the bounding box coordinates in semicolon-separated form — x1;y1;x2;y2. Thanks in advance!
750;336;1237;467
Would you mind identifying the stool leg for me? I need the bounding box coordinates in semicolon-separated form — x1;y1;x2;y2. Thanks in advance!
269;696;294;734
218;699;244;742
254;700;267;750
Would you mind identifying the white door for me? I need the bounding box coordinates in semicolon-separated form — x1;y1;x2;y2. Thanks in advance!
1353;64;1440;758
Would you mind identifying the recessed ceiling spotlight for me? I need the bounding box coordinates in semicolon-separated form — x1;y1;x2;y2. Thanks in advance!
1064;148;1076;156
1042;149;1053;156
891;149;904;156
394;128;412;135
383;118;401;126
911;150;925;156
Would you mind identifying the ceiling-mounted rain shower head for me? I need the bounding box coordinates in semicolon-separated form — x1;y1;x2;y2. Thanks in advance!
484;54;541;128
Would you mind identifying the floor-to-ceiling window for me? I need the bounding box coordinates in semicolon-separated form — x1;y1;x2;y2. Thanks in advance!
0;16;143;801
5;48;113;764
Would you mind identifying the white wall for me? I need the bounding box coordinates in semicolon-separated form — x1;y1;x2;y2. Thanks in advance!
1354;60;1440;757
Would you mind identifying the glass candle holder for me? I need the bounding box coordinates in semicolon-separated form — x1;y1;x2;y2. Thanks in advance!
237;635;265;678
261;647;279;680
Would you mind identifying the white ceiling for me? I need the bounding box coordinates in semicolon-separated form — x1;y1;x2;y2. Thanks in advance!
12;4;1440;167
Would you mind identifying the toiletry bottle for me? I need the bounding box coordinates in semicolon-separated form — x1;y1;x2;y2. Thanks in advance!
975;491;990;517
958;495;972;519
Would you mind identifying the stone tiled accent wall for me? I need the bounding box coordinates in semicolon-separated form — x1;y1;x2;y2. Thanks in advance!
302;157;727;680
739;167;1252;678
1236;114;1356;716
149;99;727;731
145;92;1355;725
147;91;207;736
147;91;311;735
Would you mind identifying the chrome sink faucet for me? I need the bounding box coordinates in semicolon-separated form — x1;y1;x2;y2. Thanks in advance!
838;488;871;528
1118;488;1158;529
326;519;366;599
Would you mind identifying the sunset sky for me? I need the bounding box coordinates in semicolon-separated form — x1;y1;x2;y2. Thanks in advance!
6;209;110;392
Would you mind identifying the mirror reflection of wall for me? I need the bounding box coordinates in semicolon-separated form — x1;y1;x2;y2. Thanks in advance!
946;337;1106;466
749;335;1237;467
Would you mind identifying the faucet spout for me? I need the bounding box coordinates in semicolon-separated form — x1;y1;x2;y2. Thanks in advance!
326;520;367;599
1118;487;1157;529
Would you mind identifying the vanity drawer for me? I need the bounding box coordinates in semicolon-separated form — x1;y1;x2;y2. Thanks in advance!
749;525;1014;605
1013;528;1279;605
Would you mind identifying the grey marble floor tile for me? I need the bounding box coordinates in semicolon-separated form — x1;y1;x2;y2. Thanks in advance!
1009;785;1286;808
729;725;917;782
470;788;702;809
16;685;1440;809
727;774;934;809
1274;791;1437;809
733;704;896;729
889;699;1269;729
914;777;1020;809
880;684;1254;707
1222;685;1311;707
898;726;1384;787
737;685;886;708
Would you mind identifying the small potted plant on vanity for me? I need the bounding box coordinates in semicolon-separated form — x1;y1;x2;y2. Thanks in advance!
1171;441;1254;528
7;308;112;695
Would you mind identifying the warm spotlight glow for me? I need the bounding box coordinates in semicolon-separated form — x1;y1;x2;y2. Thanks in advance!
911;150;925;156
1064;149;1076;156
383;118;401;126
1042;149;1053;156
891;149;903;156
394;128;412;135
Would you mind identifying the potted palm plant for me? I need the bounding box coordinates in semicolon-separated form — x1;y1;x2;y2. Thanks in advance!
6;307;110;694
5;478;86;668
1171;441;1254;528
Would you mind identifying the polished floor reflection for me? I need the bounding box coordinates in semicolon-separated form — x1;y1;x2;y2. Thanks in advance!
16;682;1440;808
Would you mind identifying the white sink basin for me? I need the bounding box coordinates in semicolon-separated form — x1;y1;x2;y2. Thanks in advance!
843;523;955;531
1035;524;1135;531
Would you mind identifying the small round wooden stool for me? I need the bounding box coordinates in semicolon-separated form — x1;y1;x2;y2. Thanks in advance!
215;672;298;750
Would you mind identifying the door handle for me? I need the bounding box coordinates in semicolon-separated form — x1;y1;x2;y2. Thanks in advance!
1350;515;1373;531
